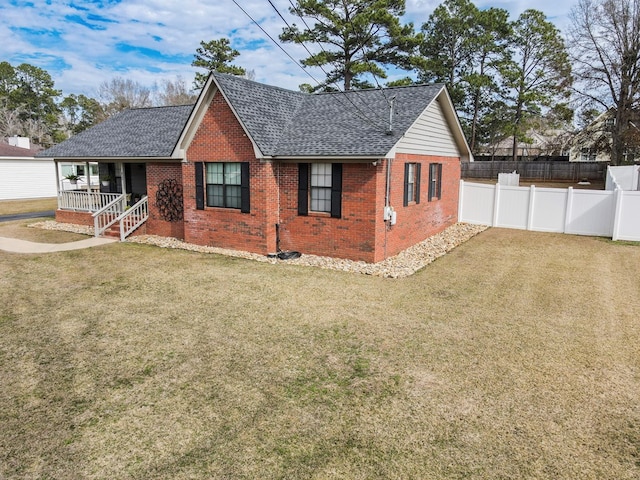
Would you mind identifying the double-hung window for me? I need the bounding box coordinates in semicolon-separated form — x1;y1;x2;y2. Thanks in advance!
310;163;333;213
428;163;442;201
403;163;421;206
580;148;596;162
195;162;250;213
298;163;342;218
206;162;241;209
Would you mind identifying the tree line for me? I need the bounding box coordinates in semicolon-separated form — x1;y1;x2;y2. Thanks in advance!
0;63;197;147
1;0;638;165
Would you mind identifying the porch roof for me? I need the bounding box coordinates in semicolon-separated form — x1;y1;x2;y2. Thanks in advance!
37;104;194;159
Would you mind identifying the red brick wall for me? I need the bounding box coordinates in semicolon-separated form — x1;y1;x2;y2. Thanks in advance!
55;209;93;226
152;90;462;263
183;91;277;254
276;162;380;262
146;163;185;239
381;154;460;259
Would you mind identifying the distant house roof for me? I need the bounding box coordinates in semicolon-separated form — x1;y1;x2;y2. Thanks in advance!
0;142;42;158
40;73;468;161
210;72;445;158
37;104;194;159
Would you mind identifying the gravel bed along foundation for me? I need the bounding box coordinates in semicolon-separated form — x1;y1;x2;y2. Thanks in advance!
30;221;487;278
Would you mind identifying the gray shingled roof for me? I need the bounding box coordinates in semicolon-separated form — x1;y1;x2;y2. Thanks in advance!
37;104;194;158
213;72;444;157
39;74;447;160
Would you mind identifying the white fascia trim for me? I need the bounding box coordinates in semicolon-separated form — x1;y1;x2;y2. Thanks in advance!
174;73;266;160
173;75;217;159
436;88;474;162
208;75;265;159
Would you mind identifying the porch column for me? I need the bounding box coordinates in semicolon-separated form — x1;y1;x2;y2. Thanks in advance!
85;161;91;191
118;162;127;197
54;160;61;209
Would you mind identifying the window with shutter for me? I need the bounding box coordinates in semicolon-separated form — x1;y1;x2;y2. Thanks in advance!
428;163;443;201
403;163;421;206
201;162;250;212
299;163;342;218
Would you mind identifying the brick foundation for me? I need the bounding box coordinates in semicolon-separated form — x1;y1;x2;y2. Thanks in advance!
55;209;94;226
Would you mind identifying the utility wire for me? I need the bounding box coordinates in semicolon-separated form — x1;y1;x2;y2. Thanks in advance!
284;0;390;115
287;0;392;108
265;0;387;130
231;0;387;131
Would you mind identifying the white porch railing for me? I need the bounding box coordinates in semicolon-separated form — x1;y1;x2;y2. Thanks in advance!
58;190;122;212
116;196;149;241
92;194;127;237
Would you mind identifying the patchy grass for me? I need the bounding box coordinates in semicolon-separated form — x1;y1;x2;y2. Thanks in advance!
0;197;57;215
0;220;88;243
1;228;639;479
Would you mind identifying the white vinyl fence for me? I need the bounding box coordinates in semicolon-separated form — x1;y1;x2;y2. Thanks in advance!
458;180;640;242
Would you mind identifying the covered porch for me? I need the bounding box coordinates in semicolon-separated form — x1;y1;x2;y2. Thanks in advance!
55;160;149;240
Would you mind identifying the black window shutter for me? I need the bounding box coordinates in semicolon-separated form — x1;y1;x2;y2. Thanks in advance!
298;163;308;216
195;162;204;210
403;163;410;207
240;162;250;213
437;163;443;199
330;163;342;218
415;163;422;204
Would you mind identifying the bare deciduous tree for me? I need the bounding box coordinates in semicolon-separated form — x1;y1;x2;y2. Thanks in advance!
0;103;24;138
569;0;640;165
153;76;197;106
98;77;153;117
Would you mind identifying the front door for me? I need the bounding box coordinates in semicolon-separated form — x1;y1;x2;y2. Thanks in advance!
125;163;147;204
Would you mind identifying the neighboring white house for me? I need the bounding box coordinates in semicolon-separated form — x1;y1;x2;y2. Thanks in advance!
0;137;57;201
568;108;640;163
0;136;100;200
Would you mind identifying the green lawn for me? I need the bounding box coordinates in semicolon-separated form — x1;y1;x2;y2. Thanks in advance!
1;227;639;479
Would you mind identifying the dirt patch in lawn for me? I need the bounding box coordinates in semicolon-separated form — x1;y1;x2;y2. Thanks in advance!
1;229;639;479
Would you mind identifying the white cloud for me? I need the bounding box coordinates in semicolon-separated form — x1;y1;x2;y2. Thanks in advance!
0;0;572;98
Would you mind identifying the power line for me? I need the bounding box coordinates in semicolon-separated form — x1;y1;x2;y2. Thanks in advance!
231;0;387;131
265;0;387;130
287;0;392;108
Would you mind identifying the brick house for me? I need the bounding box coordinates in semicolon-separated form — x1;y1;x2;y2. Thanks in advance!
38;73;472;263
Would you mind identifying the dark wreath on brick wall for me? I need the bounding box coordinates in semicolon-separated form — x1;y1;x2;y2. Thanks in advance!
155;178;183;222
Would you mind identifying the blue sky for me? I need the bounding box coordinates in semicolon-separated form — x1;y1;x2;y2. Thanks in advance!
1;0;573;98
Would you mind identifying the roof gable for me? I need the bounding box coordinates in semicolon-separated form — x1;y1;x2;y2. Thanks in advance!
208;73;464;159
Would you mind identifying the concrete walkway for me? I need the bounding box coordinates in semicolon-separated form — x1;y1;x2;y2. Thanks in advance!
0;236;117;253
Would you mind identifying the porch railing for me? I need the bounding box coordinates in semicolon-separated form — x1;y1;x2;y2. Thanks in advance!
116;196;149;241
92;194;127;237
58;190;122;212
